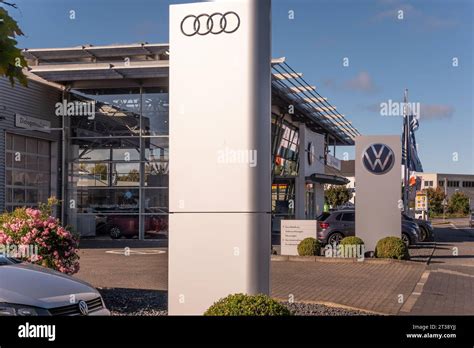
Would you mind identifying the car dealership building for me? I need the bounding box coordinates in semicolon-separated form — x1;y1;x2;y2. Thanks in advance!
0;43;360;240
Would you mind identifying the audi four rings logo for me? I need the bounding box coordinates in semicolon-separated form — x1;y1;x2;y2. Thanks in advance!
181;12;240;36
362;143;395;175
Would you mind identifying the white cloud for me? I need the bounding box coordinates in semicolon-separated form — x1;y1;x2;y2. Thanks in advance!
419;104;455;120
344;71;378;93
372;2;458;31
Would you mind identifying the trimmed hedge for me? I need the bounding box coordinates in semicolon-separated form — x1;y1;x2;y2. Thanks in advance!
340;236;364;246
204;294;291;316
297;237;321;256
375;236;410;260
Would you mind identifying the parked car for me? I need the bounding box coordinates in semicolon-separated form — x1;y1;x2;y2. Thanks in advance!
107;215;168;239
95;214;108;235
0;255;110;316
470;212;474;228
316;210;419;246
402;213;434;242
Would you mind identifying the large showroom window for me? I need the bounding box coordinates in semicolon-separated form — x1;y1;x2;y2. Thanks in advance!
271;116;299;177
271;115;299;232
5;133;51;211
66;88;168;240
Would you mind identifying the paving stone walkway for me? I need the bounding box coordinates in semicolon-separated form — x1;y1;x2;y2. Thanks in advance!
409;225;474;315
76;226;474;315
271;260;425;314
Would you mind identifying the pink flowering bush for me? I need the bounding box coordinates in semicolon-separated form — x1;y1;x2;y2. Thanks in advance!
0;200;80;274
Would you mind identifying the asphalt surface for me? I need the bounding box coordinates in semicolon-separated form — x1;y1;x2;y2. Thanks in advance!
409;220;474;315
75;242;424;315
76;245;168;291
74;220;474;315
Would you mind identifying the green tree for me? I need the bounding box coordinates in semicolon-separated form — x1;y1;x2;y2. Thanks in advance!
0;1;27;86
424;187;445;214
447;191;470;215
92;163;107;181
125;169;139;182
325;185;352;208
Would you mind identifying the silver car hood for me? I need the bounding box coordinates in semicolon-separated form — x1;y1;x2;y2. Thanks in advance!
0;263;100;309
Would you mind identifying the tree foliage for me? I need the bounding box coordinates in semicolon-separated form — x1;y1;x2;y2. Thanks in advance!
325;185;352;208
91;163;107;181
447;191;470;215
0;1;28;86
424;187;446;214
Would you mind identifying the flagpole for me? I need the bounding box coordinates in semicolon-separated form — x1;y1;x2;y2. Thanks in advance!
403;89;409;214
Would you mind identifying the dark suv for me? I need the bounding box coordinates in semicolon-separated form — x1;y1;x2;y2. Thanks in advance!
316;210;419;246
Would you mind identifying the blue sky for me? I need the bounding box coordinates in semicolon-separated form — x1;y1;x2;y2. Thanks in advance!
9;0;474;174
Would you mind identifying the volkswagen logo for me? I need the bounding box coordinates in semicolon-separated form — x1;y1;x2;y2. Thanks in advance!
181;12;240;37
362;143;395;175
78;300;89;316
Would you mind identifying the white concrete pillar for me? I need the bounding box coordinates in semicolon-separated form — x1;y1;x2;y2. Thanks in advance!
169;0;272;315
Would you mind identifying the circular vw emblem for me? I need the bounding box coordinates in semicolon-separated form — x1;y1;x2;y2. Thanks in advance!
362;143;395;175
181;12;240;37
78;300;89;316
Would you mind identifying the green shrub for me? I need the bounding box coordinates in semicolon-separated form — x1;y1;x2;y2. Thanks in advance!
297;237;321;256
375;236;410;260
204;294;291;316
340;236;364;246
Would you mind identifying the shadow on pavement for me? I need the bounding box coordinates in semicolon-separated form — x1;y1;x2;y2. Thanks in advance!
79;239;168;249
433;226;474;243
410;242;436;249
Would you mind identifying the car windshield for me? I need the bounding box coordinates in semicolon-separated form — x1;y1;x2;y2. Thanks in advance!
0;255;10;265
0;255;21;265
316;212;331;221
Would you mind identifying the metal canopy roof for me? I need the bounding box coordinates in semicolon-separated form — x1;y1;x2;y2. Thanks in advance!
24;43;360;145
28;61;169;82
306;173;350;185
23;43;168;62
271;58;360;145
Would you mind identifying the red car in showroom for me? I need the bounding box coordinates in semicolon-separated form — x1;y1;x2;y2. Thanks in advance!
107;215;168;239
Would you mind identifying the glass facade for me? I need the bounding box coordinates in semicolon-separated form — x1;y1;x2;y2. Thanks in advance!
66;88;169;239
5;133;52;211
271;115;299;178
63;93;311;239
271;115;300;232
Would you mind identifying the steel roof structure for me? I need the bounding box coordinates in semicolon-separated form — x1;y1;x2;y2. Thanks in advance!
24;43;360;145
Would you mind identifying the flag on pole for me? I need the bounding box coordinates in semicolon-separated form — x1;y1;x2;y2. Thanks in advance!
402;114;423;172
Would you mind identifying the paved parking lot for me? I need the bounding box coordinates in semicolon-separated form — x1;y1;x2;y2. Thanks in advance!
271;259;424;314
75;241;168;291
74;224;474;315
409;224;474;315
75;242;424;314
